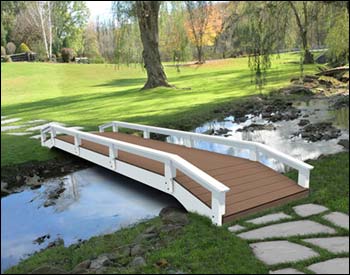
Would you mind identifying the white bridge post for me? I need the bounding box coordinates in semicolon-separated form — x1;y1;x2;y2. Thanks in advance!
164;160;176;193
211;191;226;226
109;144;117;169
298;168;310;188
74;134;81;155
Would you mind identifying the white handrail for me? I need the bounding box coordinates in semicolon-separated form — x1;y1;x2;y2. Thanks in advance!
42;123;230;194
99;121;313;188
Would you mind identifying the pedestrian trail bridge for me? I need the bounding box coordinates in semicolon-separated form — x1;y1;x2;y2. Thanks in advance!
41;121;313;226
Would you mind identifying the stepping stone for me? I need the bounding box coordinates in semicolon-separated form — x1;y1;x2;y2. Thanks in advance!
238;220;336;240
303;237;349;253
30;135;42;140
27;119;47;124
323;212;349;230
250;241;319;265
228;224;246;233
269;268;305;274
27;122;65;132
293;203;329;217
1;125;25;132
7;132;33;136
307;258;349;274
1;118;22;125
247;212;292;225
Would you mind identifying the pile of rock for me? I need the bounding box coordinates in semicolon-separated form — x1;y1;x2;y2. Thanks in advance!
295;122;341;142
29;207;189;274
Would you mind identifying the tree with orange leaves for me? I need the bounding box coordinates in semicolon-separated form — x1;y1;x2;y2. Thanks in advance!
185;1;224;64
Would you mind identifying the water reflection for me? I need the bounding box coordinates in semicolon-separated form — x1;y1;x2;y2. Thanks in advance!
167;98;349;172
1;167;180;272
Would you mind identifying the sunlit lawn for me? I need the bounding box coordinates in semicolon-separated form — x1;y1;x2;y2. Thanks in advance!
1;53;317;166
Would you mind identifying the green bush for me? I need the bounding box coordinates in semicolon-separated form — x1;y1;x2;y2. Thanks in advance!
90;56;105;64
18;43;31;53
6;42;16;55
1;46;6;56
61;48;74;63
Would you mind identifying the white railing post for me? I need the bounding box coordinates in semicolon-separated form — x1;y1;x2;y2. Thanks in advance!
109;144;117;169
211;191;226;226
112;123;118;132
143;129;150;139
298;168;310;188
164;160;176;193
41;131;47;146
249;145;258;161
184;137;194;148
50;128;56;146
74;134;81;155
99;126;104;132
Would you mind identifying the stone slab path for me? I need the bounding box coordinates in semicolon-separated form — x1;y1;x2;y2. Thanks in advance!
303;237;349;253
307;258;349;274
229;203;349;274
1;116;81;140
323;212;349;230
250;241;319;265
246;212;292;225
293;203;328;217
1;118;22;125
238;220;335;240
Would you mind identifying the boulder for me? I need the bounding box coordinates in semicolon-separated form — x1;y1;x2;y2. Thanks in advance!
90;254;112;270
129;256;146;268
71;260;91;274
298;119;310;127
159;207;189;226
338;139;349;150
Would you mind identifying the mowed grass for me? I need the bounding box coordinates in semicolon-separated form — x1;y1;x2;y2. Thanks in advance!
1;53;316;166
5;152;348;274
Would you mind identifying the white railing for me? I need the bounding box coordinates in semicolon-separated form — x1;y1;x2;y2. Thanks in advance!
41;123;229;225
99;121;314;188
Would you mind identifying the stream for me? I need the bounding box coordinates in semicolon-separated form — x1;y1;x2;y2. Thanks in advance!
168;98;349;172
1;97;349;272
1;167;180;272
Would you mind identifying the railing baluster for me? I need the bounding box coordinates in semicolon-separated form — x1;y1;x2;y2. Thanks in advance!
164;160;176;193
109;144;117;169
143;129;150;139
74;134;81;155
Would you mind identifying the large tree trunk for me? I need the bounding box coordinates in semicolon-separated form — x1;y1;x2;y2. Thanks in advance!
289;1;314;64
136;1;171;90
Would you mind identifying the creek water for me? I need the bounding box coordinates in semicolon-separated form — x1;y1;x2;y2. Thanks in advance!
168;98;349;172
1;167;180;272
2;98;348;272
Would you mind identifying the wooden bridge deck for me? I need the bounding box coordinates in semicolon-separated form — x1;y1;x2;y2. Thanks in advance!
57;132;308;223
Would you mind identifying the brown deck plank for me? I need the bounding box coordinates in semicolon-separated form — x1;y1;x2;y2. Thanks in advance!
56;131;308;223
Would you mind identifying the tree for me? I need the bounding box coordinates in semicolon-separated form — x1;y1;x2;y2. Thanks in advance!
288;1;316;64
135;1;171;89
82;21;101;60
325;8;349;64
159;1;191;62
5;41;16;54
185;1;212;63
247;2;289;90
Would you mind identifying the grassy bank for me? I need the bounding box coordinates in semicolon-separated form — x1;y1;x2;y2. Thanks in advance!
1;53;317;166
5;152;348;274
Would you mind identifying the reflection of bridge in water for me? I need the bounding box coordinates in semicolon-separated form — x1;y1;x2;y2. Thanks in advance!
41;121;313;225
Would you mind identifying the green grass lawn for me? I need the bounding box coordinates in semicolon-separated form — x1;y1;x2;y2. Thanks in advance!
5;152;348;274
1;53;317;166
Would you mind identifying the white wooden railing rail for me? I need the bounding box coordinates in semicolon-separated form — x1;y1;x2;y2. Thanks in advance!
99;121;314;188
41;123;229;225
